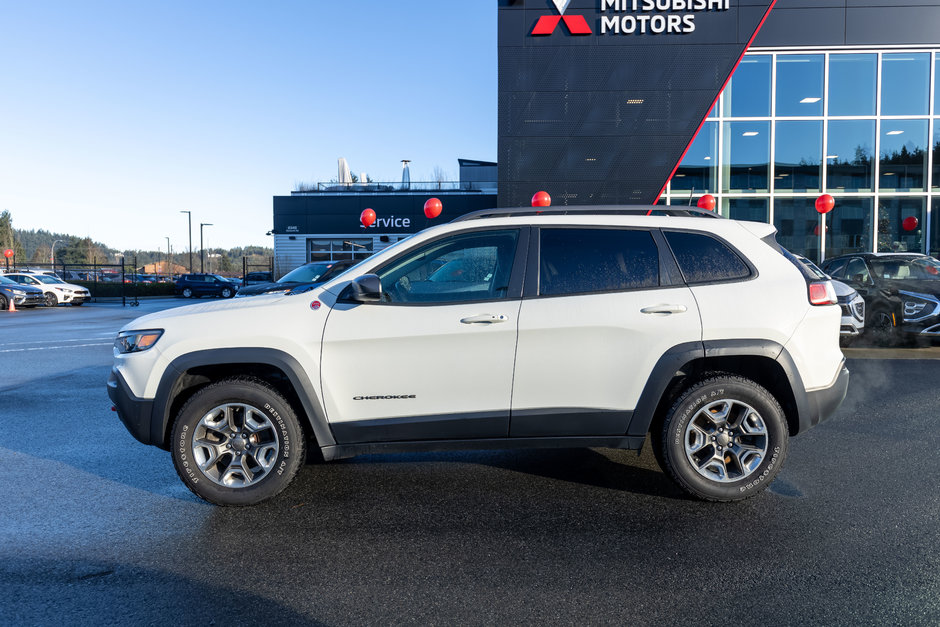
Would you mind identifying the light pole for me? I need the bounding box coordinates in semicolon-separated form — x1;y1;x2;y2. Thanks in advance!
50;240;64;267
165;236;171;280
199;223;213;273
180;211;193;273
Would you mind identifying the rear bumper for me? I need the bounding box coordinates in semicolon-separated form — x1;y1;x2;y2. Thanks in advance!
805;364;850;428
108;369;156;446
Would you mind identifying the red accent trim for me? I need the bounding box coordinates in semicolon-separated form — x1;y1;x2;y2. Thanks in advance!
563;15;592;35
654;0;778;204
531;15;561;36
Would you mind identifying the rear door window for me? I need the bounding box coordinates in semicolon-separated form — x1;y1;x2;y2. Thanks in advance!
664;231;751;284
538;228;659;296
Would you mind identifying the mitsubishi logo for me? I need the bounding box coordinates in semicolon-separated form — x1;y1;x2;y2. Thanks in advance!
531;0;592;36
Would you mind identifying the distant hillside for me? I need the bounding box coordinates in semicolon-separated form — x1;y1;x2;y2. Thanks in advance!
3;211;270;275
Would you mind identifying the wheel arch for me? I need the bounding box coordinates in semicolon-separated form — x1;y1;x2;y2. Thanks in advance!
628;340;811;439
152;348;335;451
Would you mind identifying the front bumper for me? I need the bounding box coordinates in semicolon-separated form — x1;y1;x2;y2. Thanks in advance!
108;369;156;446
805;364;850;429
14;293;44;307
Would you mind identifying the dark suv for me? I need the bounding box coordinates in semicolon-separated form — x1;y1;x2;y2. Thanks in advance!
821;253;940;345
175;273;236;299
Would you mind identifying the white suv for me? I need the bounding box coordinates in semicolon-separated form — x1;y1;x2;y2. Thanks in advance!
108;207;849;506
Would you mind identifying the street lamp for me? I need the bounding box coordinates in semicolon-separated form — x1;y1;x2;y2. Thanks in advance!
50;239;64;267
199;223;213;273
165;236;171;280
180;211;193;273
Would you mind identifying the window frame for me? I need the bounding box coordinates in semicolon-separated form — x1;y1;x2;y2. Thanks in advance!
346;226;529;307
523;226;684;300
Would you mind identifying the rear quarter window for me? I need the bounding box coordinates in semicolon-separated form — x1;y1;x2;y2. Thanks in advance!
664;231;751;284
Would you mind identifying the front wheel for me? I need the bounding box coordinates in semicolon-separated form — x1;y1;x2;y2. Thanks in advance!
220;287;233;298
657;375;789;502
171;377;306;506
44;292;58;307
181;287;193;298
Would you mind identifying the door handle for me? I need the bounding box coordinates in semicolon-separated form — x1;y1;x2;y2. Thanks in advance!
460;314;508;324
640;304;688;315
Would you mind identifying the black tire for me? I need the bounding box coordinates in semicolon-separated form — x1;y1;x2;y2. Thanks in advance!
181;287;193;298
71;301;84;306
839;336;855;348
657;375;789;502
171;377;306;506
867;309;898;346
44;292;58;307
221;287;233;298
0;294;7;311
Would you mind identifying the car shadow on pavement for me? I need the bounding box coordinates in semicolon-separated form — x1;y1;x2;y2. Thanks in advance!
0;556;324;625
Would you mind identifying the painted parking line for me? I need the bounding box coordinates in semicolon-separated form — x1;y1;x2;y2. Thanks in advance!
0;335;114;347
0;342;113;353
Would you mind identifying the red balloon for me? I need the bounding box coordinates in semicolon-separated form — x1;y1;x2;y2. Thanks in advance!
360;208;376;227
902;216;919;232
531;191;551;207
424;197;442;219
815;194;835;214
696;194;716;211
3;249;12;258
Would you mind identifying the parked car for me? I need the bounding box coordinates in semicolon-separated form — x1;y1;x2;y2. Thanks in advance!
235;260;358;297
109;206;848;506
0;275;45;309
175;273;236;299
794;256;865;346
2;272;91;306
822;253;940;345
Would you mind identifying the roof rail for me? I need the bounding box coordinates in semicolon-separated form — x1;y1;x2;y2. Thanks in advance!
451;205;722;222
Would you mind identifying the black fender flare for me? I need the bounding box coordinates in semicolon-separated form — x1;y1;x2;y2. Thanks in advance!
151;348;335;449
626;339;812;437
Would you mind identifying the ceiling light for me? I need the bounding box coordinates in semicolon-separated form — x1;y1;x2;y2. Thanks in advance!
742;131;759;137
886;130;904;135
800;97;822;104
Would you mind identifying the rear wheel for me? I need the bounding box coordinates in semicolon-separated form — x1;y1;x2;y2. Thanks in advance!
657;375;789;502
867;309;898;346
44;292;58;307
171;377;306;506
221;287;233;298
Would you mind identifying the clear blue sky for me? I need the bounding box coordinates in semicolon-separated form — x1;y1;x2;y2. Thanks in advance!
0;1;497;251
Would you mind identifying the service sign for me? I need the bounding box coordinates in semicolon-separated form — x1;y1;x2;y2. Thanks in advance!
532;0;732;37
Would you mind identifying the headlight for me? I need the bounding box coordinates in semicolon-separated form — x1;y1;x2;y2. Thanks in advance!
12;289;25;295
114;329;164;354
899;291;940;322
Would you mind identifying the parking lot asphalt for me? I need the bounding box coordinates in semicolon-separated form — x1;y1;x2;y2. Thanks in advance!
1;301;939;625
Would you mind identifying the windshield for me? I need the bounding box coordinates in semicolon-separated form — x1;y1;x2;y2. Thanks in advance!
279;263;337;284
35;275;65;284
869;257;940;280
0;276;16;284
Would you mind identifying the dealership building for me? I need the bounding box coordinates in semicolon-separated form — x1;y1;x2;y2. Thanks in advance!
273;0;940;274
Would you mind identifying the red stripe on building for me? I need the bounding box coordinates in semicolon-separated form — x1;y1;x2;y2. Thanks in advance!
562;15;592;35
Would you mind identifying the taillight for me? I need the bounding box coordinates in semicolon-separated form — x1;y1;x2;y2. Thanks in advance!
808;281;837;306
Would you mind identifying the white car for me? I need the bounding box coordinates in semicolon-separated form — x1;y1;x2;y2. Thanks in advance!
108;206;849;506
2;272;91;307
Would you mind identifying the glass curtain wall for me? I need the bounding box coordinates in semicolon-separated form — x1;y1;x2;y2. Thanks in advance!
664;49;938;262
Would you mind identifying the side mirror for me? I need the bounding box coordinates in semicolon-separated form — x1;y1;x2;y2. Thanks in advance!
343;274;382;302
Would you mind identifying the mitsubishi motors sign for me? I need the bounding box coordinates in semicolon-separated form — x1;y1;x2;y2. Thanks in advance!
532;0;732;37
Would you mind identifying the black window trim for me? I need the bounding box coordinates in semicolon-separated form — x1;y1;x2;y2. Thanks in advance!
661;228;758;286
524;225;683;300
339;225;530;307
